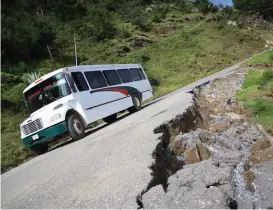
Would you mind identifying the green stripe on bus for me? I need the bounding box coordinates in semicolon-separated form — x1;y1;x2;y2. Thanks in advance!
22;121;67;147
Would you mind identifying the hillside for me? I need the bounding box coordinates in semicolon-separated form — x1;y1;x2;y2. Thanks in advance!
1;0;273;172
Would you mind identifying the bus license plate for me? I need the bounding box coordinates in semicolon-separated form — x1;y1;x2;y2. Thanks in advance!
32;134;39;141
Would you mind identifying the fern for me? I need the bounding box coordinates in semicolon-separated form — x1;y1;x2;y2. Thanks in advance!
22;72;41;85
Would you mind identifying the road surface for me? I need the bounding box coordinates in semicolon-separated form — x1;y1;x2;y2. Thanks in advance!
1;52;269;208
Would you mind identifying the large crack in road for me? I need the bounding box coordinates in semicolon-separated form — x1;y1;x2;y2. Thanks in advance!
138;69;273;209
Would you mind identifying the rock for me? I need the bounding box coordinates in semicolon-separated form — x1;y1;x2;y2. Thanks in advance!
252;159;273;209
182;131;201;149
184;145;200;165
142;159;233;209
196;143;210;160
249;147;273;165
227;112;244;121
198;130;209;143
251;139;271;154
209;116;232;132
244;170;255;192
168;126;180;137
226;98;232;105
172;134;186;154
129;35;153;49
212;150;243;167
216;133;242;151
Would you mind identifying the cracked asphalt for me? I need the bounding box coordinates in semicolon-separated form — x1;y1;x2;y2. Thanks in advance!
1;55;264;208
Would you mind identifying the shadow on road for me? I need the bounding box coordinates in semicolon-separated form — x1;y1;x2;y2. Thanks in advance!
48;111;132;153
47;97;164;153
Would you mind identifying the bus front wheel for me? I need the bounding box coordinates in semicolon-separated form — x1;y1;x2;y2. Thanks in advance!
30;144;48;155
66;113;85;141
128;94;142;113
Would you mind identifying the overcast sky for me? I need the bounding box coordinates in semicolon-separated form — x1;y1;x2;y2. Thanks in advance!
209;0;233;6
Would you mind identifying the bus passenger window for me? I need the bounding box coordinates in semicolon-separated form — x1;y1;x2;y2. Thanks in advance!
71;72;89;91
117;69;133;83
103;70;121;86
129;68;142;81
137;68;146;80
84;71;108;89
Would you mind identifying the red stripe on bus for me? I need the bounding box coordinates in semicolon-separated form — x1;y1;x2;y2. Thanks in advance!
107;88;129;96
35;78;43;84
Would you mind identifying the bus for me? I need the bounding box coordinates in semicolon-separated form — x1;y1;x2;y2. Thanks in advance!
20;64;153;154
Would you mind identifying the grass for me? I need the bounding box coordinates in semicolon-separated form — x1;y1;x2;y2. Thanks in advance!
1;15;268;172
1;112;35;172
243;49;273;66
110;23;265;98
237;69;273;135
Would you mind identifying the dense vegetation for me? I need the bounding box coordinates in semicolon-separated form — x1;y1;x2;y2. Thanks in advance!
1;0;272;172
233;0;273;20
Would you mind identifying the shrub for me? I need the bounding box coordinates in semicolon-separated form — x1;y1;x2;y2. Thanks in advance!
140;54;151;62
119;26;132;38
22;72;41;85
151;4;169;23
80;6;117;41
194;0;218;14
261;69;273;83
1;72;22;86
268;54;273;65
253;100;269;114
133;16;152;32
3;83;26;104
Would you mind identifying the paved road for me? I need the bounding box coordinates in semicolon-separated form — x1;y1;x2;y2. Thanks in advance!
1;51;270;209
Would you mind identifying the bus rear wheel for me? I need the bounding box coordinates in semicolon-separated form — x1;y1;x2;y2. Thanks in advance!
103;113;117;124
128;94;142;113
66;113;85;141
30;144;48;155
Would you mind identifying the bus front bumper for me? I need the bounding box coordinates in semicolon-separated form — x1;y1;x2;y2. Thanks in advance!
22;121;67;147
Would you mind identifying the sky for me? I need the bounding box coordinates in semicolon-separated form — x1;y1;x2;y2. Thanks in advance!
209;0;233;6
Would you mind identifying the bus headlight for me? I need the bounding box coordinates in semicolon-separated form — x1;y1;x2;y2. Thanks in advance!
49;114;61;123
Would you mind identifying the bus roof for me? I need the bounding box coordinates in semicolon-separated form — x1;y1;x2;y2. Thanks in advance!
23;64;142;93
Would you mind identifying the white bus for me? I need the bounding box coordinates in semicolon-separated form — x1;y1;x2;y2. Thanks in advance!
20;64;153;154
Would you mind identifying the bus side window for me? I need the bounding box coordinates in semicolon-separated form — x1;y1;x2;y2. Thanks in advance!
71;72;89;91
129;68;142;81
103;70;121;86
84;71;108;89
137;68;146;80
117;69;133;83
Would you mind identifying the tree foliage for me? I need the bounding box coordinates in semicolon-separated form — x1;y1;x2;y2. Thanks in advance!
233;0;273;19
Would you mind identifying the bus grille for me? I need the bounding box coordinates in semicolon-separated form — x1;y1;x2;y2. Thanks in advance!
22;119;43;135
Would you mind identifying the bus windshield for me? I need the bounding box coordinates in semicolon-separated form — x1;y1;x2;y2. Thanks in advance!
24;73;71;113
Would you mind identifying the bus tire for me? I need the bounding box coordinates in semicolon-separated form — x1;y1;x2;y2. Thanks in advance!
128;94;142;113
66;113;85;141
30;144;48;155
103;113;117;124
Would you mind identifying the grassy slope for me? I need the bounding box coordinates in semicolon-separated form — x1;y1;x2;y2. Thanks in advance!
237;50;273;134
110;22;265;98
243;49;273;66
1;15;268;172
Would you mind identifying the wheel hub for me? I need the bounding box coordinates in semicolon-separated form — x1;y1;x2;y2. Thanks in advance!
135;97;140;107
72;119;82;134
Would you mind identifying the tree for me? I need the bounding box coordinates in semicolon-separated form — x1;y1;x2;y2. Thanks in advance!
233;0;273;19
